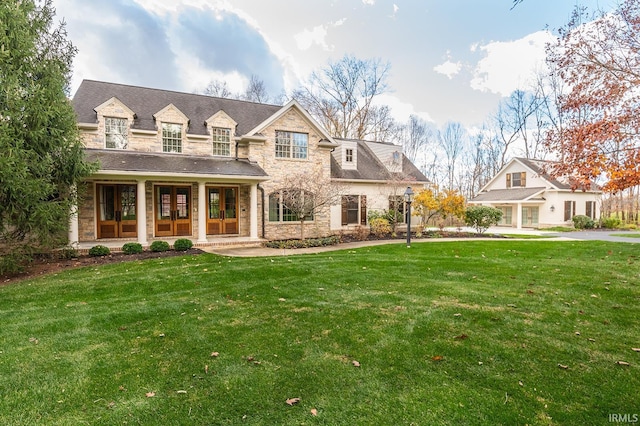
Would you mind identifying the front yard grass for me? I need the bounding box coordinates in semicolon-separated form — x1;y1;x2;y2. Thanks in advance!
0;241;638;425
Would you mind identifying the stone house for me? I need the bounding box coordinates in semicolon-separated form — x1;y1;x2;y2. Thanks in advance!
69;80;428;247
469;157;601;229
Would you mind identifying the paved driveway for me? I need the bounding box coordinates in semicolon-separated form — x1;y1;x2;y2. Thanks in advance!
546;230;640;243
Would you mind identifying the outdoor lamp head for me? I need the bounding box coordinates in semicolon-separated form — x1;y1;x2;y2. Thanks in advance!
404;186;414;203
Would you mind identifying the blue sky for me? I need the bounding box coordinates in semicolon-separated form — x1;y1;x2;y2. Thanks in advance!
52;0;614;129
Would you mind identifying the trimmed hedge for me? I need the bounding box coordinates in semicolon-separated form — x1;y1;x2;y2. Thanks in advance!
122;242;143;255
150;241;170;252
264;236;340;249
88;245;110;257
173;239;193;251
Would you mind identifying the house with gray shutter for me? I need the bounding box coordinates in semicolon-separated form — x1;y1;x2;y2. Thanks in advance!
69;80;428;248
469;157;601;229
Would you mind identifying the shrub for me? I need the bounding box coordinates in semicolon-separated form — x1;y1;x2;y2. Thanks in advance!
351;225;370;241
122;242;143;255
57;247;79;259
600;216;622;229
264;236;340;249
572;215;595;229
623;223;638;230
88;245;110;257
150;241;170;252
464;206;503;234
369;217;392;238
173;238;193;251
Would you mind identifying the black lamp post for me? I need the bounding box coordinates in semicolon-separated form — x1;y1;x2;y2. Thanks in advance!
404;186;414;248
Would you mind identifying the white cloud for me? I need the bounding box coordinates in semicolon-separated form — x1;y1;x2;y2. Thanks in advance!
470;30;554;96
393;4;399;15
362;0;375;5
433;60;462;79
295;25;330;51
373;93;434;124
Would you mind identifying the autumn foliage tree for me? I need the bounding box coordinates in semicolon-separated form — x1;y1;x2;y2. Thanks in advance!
544;0;640;192
413;187;466;226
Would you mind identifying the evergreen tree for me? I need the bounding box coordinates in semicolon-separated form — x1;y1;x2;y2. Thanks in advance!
0;0;94;273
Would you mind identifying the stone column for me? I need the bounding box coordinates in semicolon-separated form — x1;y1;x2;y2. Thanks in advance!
137;180;148;245
250;183;258;239
198;181;207;243
68;203;79;248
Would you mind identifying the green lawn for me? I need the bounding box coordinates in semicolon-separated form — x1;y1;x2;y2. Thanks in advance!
0;241;638;425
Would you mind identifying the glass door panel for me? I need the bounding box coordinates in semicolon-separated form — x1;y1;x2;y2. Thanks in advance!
97;184;137;239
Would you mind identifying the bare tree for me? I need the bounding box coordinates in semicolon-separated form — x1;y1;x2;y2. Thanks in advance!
292;54;391;140
402;115;432;164
242;74;270;103
440;122;467;191
492;89;540;165
278;168;346;240
202;79;232;98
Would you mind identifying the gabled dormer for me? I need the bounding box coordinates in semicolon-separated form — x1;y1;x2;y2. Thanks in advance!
81;97;137;150
154;104;189;154
339;140;358;170
205;110;237;157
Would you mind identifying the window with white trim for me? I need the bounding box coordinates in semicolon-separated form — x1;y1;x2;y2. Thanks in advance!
212;127;231;156
105;117;128;149
162;123;182;153
275;131;308;159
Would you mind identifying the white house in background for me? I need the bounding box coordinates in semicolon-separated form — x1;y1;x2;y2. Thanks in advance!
469;158;601;229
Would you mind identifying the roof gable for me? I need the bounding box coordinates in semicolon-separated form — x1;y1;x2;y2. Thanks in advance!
244;99;337;147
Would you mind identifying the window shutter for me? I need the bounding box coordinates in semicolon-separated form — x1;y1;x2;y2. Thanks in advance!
360;195;367;225
341;196;348;226
564;201;573;221
521;172;526;187
506;173;511;188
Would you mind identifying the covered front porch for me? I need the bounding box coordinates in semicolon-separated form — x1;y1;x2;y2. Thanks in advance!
69;150;270;249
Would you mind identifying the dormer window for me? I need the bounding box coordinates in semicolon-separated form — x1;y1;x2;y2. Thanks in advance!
105;117;128;149
345;148;354;163
162;123;182;153
212;127;231;156
507;172;526;188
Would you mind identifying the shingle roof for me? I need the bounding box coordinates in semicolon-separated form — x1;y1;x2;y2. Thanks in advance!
72;80;282;136
330;139;429;183
471;187;546;202
85;149;268;178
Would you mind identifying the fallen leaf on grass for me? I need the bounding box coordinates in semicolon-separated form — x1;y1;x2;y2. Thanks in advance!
176;390;187;394
205;365;209;374
310;408;318;416
453;313;462;317
454;334;469;340
210;352;219;357
616;361;630;366
352;360;361;367
146;392;155;398
557;364;569;370
632;348;640;352
431;355;444;362
29;337;39;345
285;397;300;406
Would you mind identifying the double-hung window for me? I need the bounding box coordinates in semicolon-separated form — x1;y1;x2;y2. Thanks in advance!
105;117;128;149
275;131;308;159
507;172;526;188
212;127;231;156
341;195;367;225
162;123;182;153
